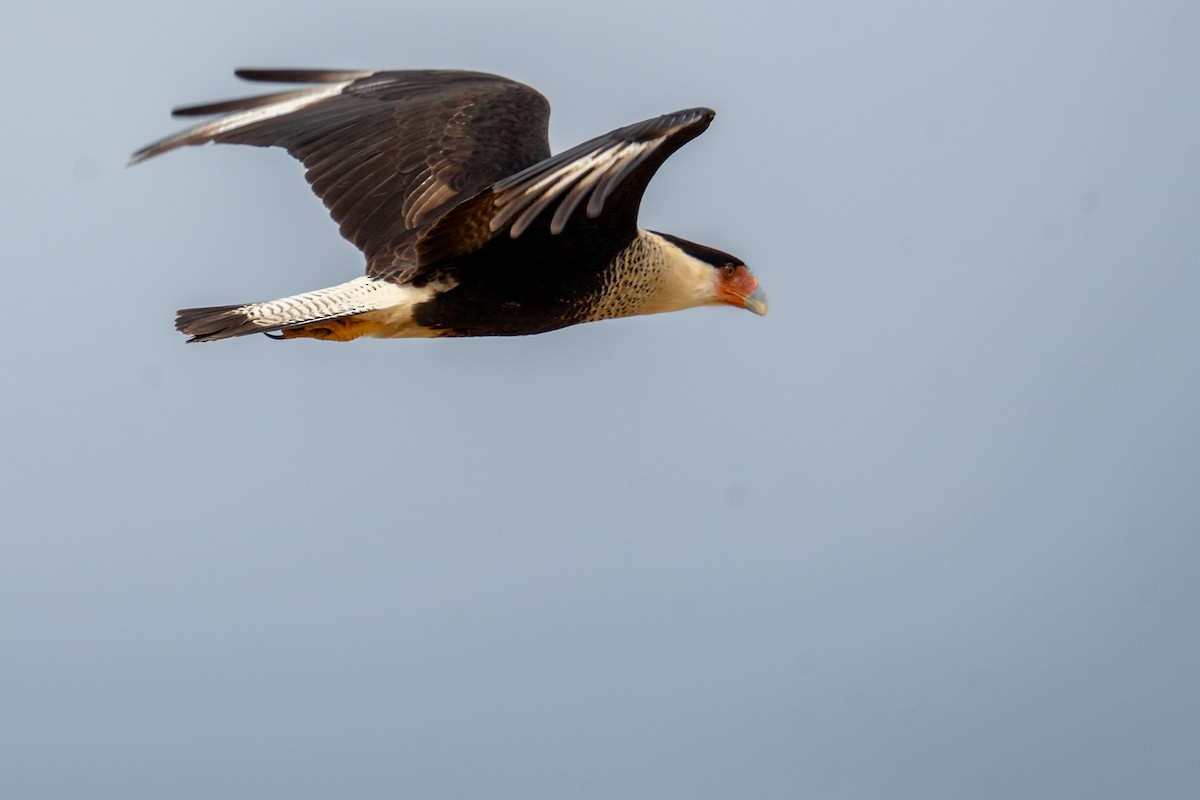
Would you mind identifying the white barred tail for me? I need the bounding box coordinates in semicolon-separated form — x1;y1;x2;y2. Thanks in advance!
176;277;402;342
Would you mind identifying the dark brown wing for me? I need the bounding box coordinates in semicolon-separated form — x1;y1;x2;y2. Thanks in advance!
132;69;552;266
399;108;714;281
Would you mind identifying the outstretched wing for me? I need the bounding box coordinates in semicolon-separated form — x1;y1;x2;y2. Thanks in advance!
132;69;552;265
399;107;714;281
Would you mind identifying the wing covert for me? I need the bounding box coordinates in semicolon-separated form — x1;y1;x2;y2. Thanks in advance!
400;107;715;279
132;69;553;264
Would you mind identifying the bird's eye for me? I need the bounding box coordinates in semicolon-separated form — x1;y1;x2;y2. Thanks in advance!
723;264;738;277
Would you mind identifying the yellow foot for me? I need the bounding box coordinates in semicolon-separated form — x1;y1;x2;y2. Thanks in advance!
279;315;385;341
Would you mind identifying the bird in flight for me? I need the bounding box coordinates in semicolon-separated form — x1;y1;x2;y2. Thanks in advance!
133;69;767;342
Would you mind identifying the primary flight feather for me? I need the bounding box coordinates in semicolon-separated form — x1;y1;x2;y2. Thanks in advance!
133;68;767;342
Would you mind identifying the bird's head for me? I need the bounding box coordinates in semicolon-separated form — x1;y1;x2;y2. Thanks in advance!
652;232;768;317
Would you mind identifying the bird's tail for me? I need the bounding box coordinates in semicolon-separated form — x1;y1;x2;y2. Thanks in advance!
176;277;402;342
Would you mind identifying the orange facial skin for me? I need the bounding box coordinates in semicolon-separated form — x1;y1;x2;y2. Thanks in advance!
717;264;768;316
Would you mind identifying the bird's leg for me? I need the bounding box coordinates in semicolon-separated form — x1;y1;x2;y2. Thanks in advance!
279;314;385;341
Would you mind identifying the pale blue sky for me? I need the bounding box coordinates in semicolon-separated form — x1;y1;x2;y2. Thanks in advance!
3;2;1198;798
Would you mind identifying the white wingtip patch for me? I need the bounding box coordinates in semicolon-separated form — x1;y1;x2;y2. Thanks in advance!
490;139;660;238
131;82;351;164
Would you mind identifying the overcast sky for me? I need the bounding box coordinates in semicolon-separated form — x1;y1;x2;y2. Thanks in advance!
3;2;1198;798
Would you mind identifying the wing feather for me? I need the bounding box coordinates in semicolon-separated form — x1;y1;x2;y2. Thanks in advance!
400;108;715;278
133;69;552;265
135;71;716;289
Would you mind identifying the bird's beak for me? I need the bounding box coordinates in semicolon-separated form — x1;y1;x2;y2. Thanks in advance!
720;270;769;316
742;284;768;316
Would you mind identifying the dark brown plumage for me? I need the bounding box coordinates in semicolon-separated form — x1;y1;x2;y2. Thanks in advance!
133;69;766;342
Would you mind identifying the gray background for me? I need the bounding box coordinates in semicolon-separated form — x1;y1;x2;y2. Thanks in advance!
3;1;1198;798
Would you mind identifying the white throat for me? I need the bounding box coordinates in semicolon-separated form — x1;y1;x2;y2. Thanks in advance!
635;230;720;316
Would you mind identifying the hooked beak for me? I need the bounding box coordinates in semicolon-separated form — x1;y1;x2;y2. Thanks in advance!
719;269;769;317
742;285;768;316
